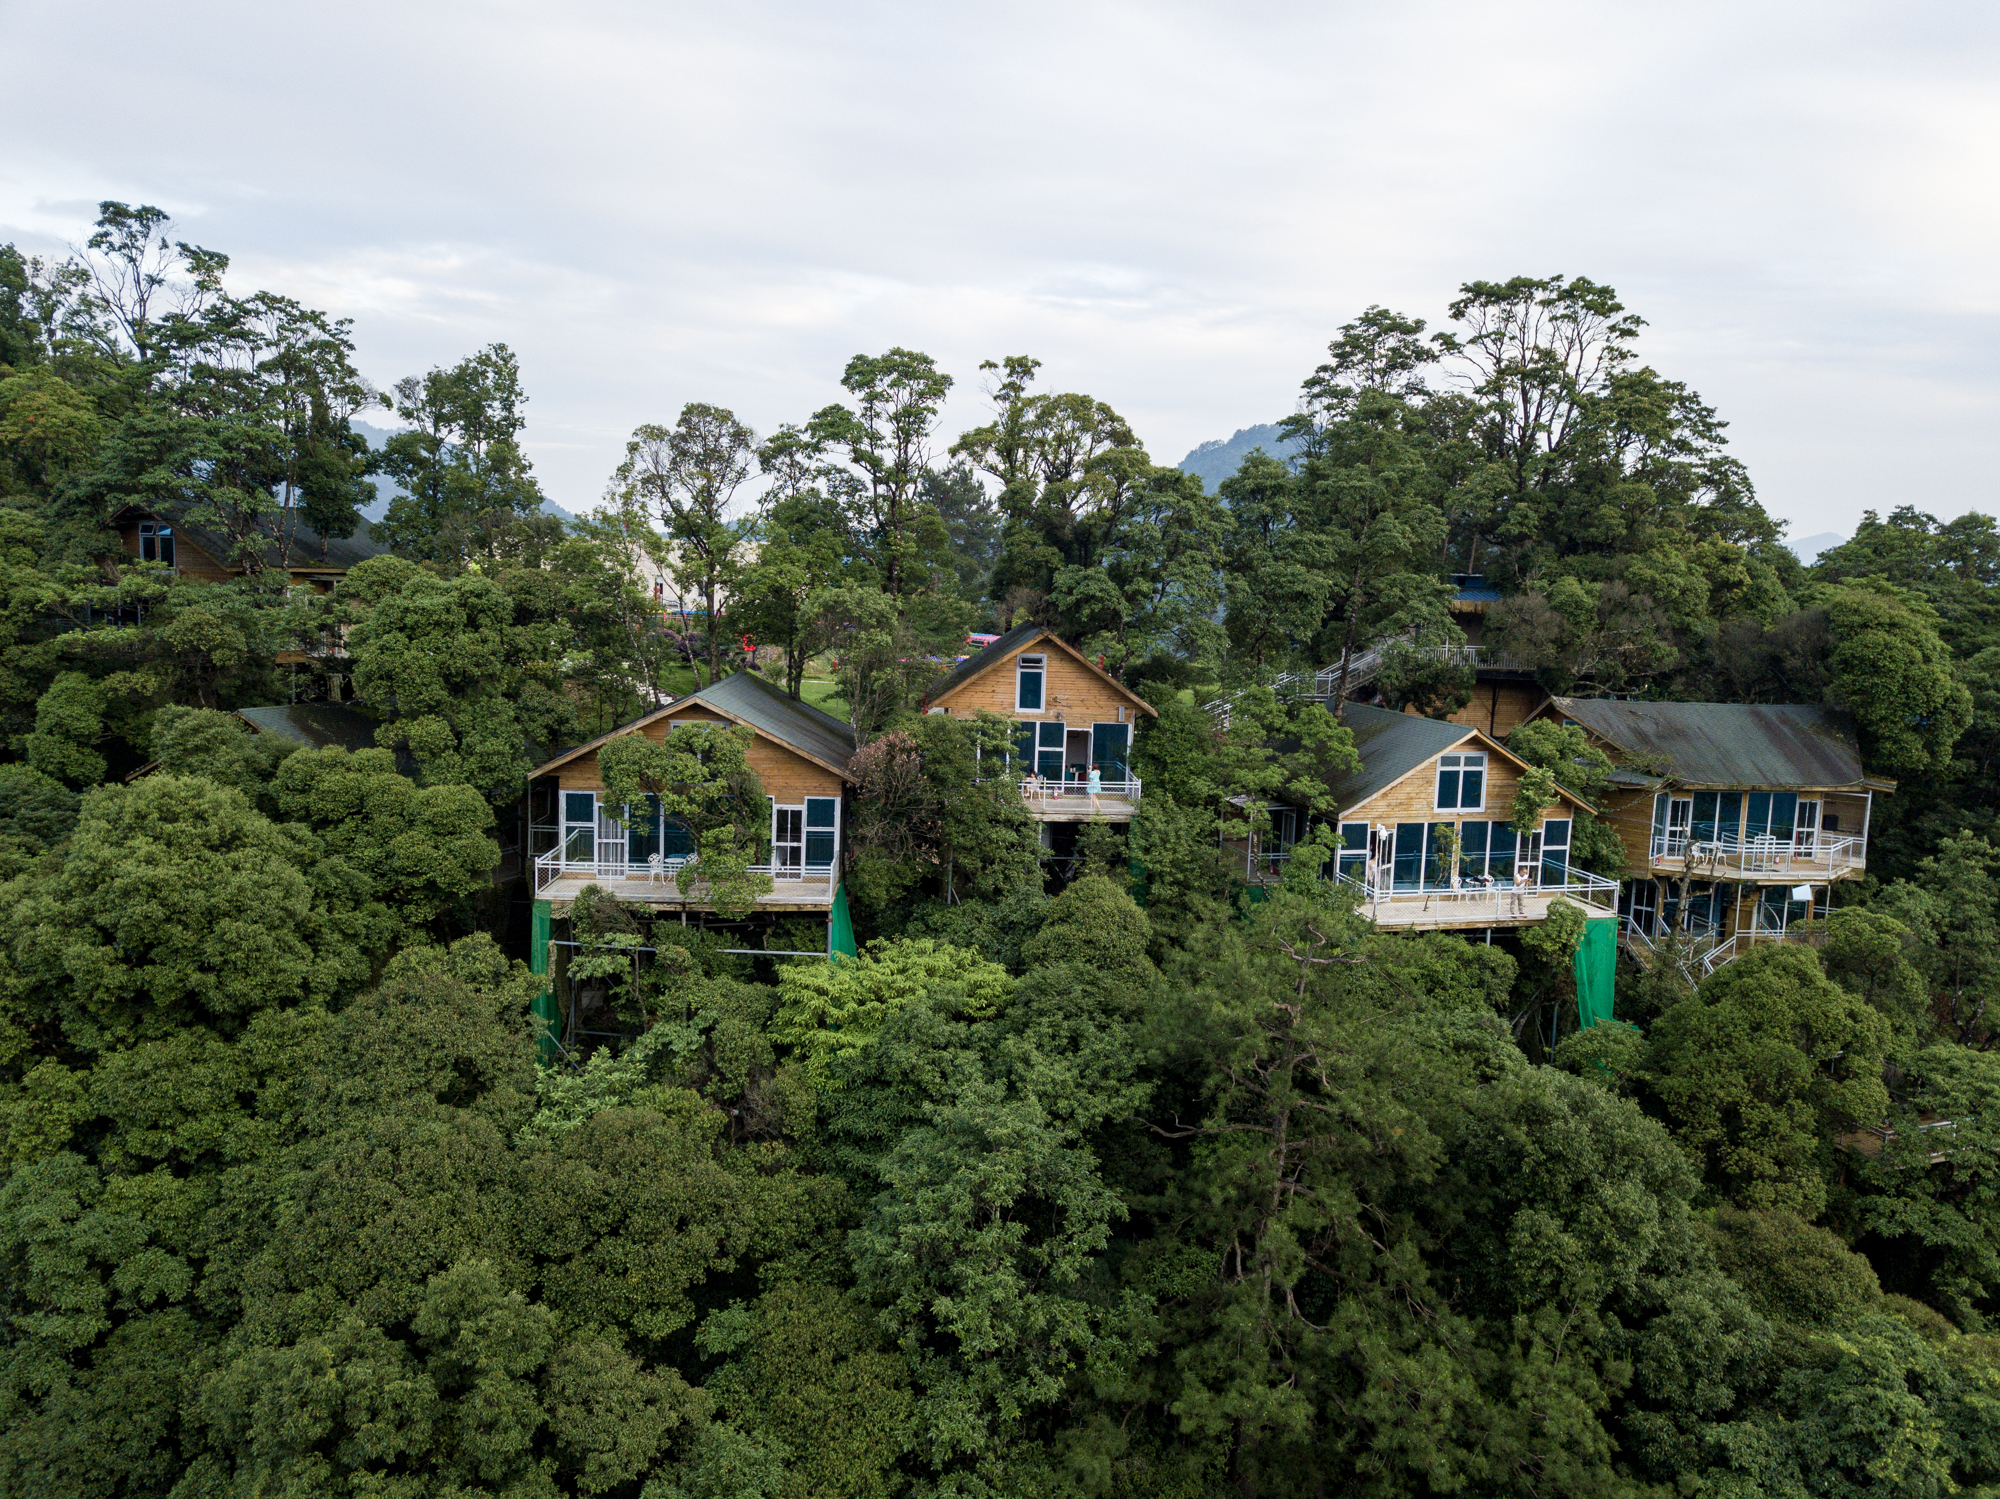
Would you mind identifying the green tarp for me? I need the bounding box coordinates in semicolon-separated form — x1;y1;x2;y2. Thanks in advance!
530;899;559;1065
829;883;858;961
1574;915;1618;1030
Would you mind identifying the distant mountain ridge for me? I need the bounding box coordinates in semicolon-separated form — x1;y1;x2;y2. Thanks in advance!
1788;531;1845;565
350;420;576;524
1176;423;1301;493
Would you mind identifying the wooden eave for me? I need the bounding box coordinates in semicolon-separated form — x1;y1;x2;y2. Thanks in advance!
528;698;858;784
1337;724;1599;823
925;628;1159;718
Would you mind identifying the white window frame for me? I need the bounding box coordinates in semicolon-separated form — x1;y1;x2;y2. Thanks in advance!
1015;653;1046;713
771;802;805;873
138;520;175;565
562;789;598;863
803;795;841;869
1433;752;1487;813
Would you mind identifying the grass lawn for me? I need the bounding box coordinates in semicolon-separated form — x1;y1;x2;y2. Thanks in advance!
799;676;848;717
658;663;703;698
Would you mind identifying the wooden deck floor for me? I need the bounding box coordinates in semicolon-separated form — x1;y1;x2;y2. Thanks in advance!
1352;890;1618;931
1021;792;1139;822
537;870;835;912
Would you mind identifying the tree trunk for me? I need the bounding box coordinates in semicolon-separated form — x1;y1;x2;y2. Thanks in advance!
704;571;721;685
1333;564;1364;709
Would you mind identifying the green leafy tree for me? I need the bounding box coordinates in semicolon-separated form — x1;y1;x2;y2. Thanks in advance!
272;744;500;937
373;343;547;565
0;773;374;1054
596;723;772;916
1856;1042;2000;1320
1644;946;1891;1216
813;349;955;602
1820;579;1972;775
1871;831;2000;1045
1276;308;1455;703
342;555;577;802
733;422;862;698
613;403;757;685
1505;720;1625;875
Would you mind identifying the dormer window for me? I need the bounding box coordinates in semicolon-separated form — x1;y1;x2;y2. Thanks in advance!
1435;752;1486;811
138;521;175;566
1016;653;1045;712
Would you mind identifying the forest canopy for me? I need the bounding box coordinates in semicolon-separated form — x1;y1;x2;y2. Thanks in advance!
1;204;1998;1496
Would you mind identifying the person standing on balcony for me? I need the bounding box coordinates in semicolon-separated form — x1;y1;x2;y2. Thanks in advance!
1087;762;1102;809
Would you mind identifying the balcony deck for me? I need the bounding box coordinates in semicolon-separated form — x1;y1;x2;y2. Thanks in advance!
1017;776;1140;822
1233;843;1618;931
1648;833;1864;882
534;853;836;911
1352;885;1617;930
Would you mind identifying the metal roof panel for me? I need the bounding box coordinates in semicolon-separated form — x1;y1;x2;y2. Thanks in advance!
1551;698;1867;789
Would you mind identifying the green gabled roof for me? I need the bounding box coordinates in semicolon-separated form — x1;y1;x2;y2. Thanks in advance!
1551;697;1872;790
687;670;856;773
1326;702;1477;813
235;703;381;750
531;671;857;782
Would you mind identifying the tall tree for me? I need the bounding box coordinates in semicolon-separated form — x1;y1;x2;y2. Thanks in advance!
814;348;953;601
733;421;862;698
1277;310;1455;704
611;403;756;686
1435;275;1772;580
373;344;546;566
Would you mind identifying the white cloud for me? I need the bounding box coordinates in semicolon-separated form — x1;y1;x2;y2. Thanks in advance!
2;0;1996;534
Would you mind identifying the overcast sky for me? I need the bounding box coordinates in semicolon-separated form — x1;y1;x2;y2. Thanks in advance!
3;0;1995;540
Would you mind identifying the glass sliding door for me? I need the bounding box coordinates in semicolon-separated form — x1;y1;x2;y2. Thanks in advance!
1090;722;1130;777
627;794;663;865
563;791;596;863
772;805;804;873
1458;820;1489;883
1392;823;1424;890
1036;722;1066;779
1539;819;1571;886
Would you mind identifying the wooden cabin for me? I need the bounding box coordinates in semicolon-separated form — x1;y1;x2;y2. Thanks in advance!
1423;575;1547;738
109;505;386;592
1237;702;1615;932
526;670;855;915
1525;696;1894;971
922;623;1157;822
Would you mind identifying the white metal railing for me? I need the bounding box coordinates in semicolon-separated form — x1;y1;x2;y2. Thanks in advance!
1235;837;1619;923
533;848;836;903
1018;776;1142;809
1623;916;1724;982
1648;831;1864;877
1204;642;1498;722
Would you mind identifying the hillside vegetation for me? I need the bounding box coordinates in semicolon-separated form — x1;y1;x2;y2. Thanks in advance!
1;204;1999;1496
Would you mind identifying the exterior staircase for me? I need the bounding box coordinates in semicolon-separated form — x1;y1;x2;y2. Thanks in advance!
1204;640;1477;723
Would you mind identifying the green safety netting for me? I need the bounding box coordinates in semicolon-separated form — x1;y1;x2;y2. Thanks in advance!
829;883;859;960
1574;915;1619;1030
530;898;559;1065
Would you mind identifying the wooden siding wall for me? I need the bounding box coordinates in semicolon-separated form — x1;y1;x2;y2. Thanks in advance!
554;711;846;806
1432;680;1543;741
934;643;1141;725
117;524;343;589
118;525;234;582
1340;745;1583;834
1597;787;1663;870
